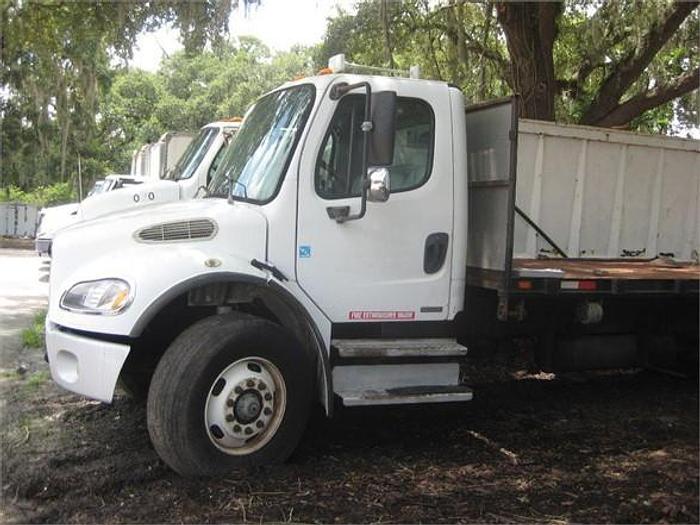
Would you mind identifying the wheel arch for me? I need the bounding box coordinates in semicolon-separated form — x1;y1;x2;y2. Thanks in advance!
129;272;333;415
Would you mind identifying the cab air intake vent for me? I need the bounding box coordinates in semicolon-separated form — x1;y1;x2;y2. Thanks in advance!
136;219;217;243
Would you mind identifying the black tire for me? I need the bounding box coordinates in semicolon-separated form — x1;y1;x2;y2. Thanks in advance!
146;314;314;477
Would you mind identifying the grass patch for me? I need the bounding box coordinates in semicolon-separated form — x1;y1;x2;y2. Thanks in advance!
21;310;46;349
0;369;20;380
23;370;50;392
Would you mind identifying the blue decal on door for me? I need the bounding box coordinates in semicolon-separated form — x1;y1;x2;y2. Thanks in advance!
298;245;312;258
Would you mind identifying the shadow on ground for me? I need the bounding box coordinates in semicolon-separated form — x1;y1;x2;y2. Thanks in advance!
2;349;697;524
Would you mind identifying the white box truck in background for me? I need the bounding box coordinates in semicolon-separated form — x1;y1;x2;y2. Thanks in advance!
131;144;151;177
37;122;238;255
148;132;195;179
131;132;194;179
45;60;698;477
77;119;240;221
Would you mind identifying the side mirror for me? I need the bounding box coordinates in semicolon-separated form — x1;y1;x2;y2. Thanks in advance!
367;168;390;202
368;91;396;166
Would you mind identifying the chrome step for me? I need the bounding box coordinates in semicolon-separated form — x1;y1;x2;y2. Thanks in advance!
332;338;468;359
338;385;473;407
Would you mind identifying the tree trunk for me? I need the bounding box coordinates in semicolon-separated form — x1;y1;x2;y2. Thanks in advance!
496;2;562;121
380;0;395;69
477;3;494;101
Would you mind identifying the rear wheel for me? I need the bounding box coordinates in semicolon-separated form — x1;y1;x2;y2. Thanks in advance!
147;314;313;477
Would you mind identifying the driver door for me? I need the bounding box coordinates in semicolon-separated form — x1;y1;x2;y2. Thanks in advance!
295;80;454;325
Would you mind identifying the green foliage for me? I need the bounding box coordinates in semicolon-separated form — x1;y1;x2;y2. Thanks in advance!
0;0;241;193
23;370;51;392
0;183;74;207
1;1;311;194
320;0;698;131
316;1;511;102
100;39;313;174
21;310;47;349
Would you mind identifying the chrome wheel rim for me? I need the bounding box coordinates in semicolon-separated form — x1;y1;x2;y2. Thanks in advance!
204;357;286;455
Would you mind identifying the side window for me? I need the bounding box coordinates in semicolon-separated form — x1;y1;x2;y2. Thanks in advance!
315;95;434;199
207;144;228;186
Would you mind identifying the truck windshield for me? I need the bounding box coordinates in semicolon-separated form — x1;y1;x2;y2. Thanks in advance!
207;84;315;202
166;127;218;181
87;180;106;197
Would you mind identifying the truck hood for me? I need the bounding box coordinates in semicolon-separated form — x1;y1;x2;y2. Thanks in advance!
36;202;80;238
77;179;181;221
49;198;270;335
56;198;263;244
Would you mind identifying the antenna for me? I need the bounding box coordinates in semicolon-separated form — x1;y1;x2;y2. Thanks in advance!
327;54;421;79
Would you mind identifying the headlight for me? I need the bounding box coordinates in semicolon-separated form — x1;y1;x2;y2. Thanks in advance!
60;279;132;315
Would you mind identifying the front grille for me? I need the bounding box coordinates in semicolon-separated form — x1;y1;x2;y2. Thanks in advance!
136;218;217;243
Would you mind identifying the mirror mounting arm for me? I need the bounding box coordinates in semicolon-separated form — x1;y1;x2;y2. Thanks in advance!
329;81;373;223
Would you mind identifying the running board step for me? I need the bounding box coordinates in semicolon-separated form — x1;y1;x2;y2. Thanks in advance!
332;338;468;359
338;385;473;407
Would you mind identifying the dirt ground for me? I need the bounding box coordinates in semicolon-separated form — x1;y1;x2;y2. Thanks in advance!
1;337;697;524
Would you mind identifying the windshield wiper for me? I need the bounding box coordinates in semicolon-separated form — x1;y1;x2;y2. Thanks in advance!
232;180;248;199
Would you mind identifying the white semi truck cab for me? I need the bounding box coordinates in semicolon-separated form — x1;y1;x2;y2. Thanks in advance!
78;120;240;221
37;121;240;256
35;174;147;255
46;57;699;477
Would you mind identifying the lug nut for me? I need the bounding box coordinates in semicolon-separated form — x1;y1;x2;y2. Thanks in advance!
264;393;272;401
258;382;267;391
233;425;241;433
234;386;243;394
246;379;255;387
226;414;234;422
226;398;234;407
256;420;264;428
263;407;272;416
244;427;253;435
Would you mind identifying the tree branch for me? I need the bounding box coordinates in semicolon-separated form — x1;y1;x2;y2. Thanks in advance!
593;67;699;127
581;0;698;125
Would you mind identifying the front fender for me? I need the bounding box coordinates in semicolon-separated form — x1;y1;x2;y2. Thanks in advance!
127;271;334;414
49;243;266;336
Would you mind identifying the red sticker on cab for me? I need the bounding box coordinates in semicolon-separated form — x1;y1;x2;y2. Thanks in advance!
348;311;415;320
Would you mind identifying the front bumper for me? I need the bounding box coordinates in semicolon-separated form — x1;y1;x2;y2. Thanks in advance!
35;237;52;256
46;321;130;403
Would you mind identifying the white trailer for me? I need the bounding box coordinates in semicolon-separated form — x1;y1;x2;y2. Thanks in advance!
147;132;195;180
45;57;699;477
131;144;152;177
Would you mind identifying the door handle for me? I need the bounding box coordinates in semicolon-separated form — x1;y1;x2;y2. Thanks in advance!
424;233;449;274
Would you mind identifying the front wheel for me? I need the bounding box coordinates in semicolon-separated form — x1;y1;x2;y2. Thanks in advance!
146;314;314;477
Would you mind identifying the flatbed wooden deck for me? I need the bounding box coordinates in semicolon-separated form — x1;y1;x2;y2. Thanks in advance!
513;258;700;280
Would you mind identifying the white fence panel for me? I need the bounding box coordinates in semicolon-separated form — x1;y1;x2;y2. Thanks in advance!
0;203;39;237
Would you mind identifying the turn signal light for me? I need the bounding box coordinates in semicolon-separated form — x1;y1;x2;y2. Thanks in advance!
517;280;533;290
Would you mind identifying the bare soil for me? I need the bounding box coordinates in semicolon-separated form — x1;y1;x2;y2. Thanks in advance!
1;340;698;524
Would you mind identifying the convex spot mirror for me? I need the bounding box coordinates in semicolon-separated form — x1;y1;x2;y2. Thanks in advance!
368;91;397;167
367;168;390;202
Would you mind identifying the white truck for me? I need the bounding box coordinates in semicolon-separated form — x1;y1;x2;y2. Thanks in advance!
130;144;151;178
74;120;240;224
130;132;194;180
35;174;146;255
36;122;239;256
46;58;699;477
